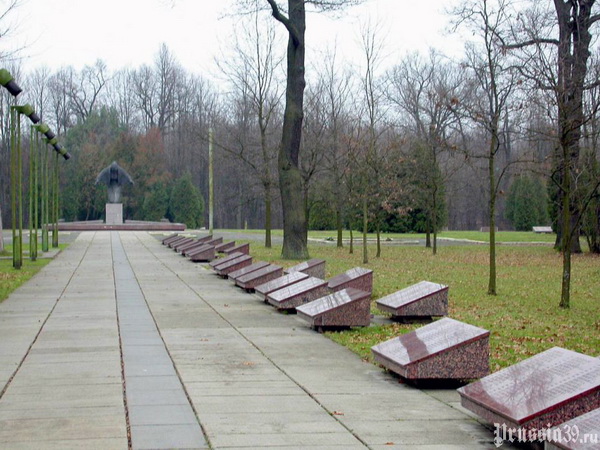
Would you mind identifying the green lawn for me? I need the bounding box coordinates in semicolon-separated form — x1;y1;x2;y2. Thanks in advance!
0;243;65;302
248;241;600;372
217;228;558;243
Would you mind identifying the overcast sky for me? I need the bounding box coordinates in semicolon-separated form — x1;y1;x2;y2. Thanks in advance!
4;0;464;78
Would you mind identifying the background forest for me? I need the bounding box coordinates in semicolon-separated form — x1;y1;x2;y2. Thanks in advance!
0;3;599;254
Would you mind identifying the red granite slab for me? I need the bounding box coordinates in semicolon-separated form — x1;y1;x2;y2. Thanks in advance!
254;272;310;301
181;240;211;256
266;277;329;311
284;259;326;279
203;237;223;247
162;233;180;244
296;288;371;329
228;261;270;281
223;243;250;255
236;265;283;291
215;241;235;253
209;252;244;269
186;239;221;258
167;236;190;248
215;255;253;276
188;245;215;262
328;267;373;294
545;408;600;449
371;317;489;380
179;235;214;253
172;238;196;252
457;347;600;433
376;281;449;318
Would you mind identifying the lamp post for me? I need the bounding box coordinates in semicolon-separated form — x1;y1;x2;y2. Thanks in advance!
29;125;39;261
9;106;23;268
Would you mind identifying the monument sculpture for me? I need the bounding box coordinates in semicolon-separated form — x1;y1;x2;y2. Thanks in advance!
95;161;134;225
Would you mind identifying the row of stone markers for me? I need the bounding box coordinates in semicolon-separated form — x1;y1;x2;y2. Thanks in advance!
161;234;600;449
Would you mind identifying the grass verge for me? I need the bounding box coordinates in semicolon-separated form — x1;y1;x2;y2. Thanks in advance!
248;242;600;372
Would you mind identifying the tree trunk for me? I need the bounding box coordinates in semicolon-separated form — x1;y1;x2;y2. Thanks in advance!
488;139;497;296
0;205;4;253
269;0;309;260
264;183;272;248
349;227;354;254
362;197;368;264
432;191;438;256
376;220;381;258
336;207;343;248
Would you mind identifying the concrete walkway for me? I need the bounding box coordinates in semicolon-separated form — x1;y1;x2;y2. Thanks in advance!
0;231;498;449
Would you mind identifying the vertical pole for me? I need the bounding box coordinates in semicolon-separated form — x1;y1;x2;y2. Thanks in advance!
208;127;214;234
52;152;59;248
41;142;48;252
10;107;21;269
29;126;37;261
17;112;23;267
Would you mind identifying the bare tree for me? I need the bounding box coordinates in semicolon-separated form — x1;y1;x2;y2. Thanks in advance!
505;0;600;308
257;0;363;259
217;6;284;247
387;51;465;255
67;60;108;123
454;0;519;295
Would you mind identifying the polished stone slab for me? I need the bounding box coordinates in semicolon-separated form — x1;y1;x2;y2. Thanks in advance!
228;261;270;281
236;265;283;291
296;288;371;330
284;259;326;279
376;281;448;318
328;267;373;294
372;317;489;380
172;237;196;252
167;236;190;248
254;272;310;301
266;277;329;311
215;255;253;277
209;252;244;269
188;245;216;262
545;407;600;449
223;243;250;255
458;347;600;433
215;241;235;253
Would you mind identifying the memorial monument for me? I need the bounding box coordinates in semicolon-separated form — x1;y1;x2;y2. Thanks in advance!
95;161;134;225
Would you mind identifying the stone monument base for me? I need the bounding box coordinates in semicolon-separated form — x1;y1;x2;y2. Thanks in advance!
105;203;123;225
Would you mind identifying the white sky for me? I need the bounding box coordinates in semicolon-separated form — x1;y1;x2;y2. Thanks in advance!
4;0;465;79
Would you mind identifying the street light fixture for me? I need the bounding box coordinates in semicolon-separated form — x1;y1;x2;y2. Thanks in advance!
0;68;22;97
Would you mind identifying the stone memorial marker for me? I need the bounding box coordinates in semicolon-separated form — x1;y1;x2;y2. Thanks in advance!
178;235;214;253
188;245;215;262
284;258;326;279
236;264;283;291
209;252;244;269
162;233;179;244
186;238;223;258
266;277;329;311
215;255;253;277
533;226;553;234
228;261;271;281
328;267;373;294
296;288;371;330
376;281;449;319
172;237;196;252
457;347;600;433
254;272;310;301
168;236;192;249
545;408;600;450
215;241;235;253
371;317;490;380
223;243;250;255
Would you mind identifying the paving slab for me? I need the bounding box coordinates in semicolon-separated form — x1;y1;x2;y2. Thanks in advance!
0;231;516;449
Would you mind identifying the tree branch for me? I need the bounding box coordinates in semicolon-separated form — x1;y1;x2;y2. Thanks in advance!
265;0;300;45
503;38;559;50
